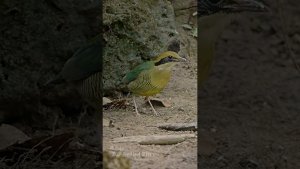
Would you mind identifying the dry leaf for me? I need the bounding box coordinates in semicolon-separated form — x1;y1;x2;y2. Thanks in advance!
104;99;130;110
191;27;197;38
103;97;112;106
149;98;172;107
181;24;193;30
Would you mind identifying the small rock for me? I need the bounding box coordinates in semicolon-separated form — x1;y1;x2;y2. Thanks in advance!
178;107;184;111
103;97;112;106
0;124;30;150
103;118;114;127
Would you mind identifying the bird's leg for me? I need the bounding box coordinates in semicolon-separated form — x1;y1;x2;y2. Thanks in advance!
133;96;140;116
78;104;88;125
146;97;159;116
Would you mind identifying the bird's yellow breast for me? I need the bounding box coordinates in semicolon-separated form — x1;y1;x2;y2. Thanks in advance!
128;63;175;96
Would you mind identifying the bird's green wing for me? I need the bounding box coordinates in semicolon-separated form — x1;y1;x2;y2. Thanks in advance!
122;61;154;84
60;36;102;82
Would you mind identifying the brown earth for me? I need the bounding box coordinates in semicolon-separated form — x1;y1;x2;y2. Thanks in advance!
1;0;299;169
103;6;198;168
199;0;300;168
104;0;300;168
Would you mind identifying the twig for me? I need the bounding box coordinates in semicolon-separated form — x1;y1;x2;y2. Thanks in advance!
112;134;196;145
157;122;197;131
19;136;57;165
27;146;52;164
47;137;74;162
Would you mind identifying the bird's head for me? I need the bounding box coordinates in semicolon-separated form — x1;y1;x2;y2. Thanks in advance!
199;0;267;16
152;51;186;68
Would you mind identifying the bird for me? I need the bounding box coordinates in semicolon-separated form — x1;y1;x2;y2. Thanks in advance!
122;51;186;115
45;35;102;112
198;0;266;86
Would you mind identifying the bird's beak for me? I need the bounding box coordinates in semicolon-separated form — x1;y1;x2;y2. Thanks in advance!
223;0;268;12
176;56;187;62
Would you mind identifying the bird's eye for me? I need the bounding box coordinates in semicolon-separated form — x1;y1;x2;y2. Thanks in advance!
168;56;172;59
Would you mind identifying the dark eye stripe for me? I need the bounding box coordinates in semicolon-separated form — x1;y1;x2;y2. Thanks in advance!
155;56;173;66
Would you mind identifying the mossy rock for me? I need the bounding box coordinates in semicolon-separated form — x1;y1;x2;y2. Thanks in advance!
103;0;179;95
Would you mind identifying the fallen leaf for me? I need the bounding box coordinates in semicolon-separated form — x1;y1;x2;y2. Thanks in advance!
149;98;172;108
103;97;112;106
191;27;197;38
103;99;130;110
181;24;193;30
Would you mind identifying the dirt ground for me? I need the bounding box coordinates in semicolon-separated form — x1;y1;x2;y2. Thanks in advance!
1;0;299;168
104;0;300;168
103;10;198;169
198;0;300;168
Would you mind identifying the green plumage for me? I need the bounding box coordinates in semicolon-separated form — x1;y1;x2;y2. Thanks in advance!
45;35;102;111
46;36;102;85
122;61;154;84
60;38;102;82
123;51;183;96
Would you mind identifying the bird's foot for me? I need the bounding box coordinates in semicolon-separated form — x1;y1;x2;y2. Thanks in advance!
133;96;141;116
147;98;160;116
135;108;141;116
151;108;160;116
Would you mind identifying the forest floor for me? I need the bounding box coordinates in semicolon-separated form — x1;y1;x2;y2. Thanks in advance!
103;8;198;169
105;0;300;168
1;0;299;169
198;0;300;168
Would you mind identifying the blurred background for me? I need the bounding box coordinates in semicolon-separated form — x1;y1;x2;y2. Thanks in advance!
0;0;101;168
0;0;299;168
198;0;300;168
